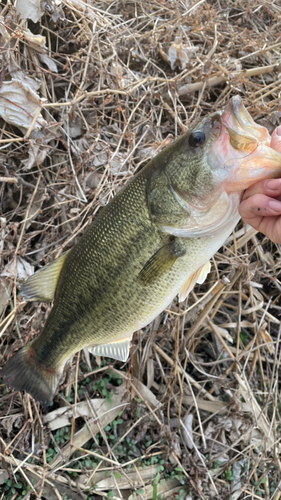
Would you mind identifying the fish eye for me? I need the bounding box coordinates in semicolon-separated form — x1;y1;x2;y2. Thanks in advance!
189;131;206;148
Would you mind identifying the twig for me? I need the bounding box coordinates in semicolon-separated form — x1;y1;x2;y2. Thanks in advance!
178;62;281;95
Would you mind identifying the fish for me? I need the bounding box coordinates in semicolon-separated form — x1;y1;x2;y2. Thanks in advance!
2;95;281;407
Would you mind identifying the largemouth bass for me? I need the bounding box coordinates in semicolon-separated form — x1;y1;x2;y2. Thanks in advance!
2;96;281;407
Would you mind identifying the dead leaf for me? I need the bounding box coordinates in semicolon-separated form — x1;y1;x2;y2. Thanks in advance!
2;257;34;284
0;80;47;133
259;324;275;355
0;279;11;320
22;30;46;48
0;469;9;485
231;459;245;492
16;0;42;23
43;398;105;431
146;357;154;389
168;38;189;70
168;36;197;70
1;414;23;438
22;122;61;169
92;465;160;491
22;29;58;72
181;413;193;449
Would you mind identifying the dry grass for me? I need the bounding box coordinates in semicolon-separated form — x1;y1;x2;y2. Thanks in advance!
1;0;281;499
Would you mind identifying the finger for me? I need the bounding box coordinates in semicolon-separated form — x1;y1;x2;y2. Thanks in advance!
239;195;281;243
242;178;281;201
270;125;281;152
238;210;281;244
239;193;281;220
241;126;281;202
258;215;281;244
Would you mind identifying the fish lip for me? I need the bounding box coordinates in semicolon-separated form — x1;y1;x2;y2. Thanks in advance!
221;97;257;150
220;95;271;149
228;95;248;123
221;95;247;130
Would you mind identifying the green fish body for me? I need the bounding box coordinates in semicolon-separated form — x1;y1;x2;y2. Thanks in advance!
2;96;281;406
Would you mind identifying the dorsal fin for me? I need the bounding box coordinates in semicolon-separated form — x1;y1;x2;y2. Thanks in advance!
20;252;69;302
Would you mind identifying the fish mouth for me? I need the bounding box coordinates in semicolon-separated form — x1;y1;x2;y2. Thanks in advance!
210;95;281;192
222;95;271;147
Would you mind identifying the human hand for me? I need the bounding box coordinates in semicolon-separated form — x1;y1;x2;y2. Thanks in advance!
239;125;281;244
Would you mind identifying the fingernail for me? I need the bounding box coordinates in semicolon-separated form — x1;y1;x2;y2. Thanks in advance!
268;200;281;212
276;126;281;137
266;179;281;190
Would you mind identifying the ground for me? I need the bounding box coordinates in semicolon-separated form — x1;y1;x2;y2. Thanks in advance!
0;0;281;499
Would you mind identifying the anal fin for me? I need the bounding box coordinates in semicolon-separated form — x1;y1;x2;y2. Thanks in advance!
179;261;211;302
196;261;211;284
89;339;132;362
20;251;69;302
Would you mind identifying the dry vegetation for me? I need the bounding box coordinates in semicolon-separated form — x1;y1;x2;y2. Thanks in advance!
1;0;281;498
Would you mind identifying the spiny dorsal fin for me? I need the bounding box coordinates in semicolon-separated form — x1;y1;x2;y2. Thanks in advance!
89;339;132;362
139;239;186;284
178;261;211;302
20;251;69;302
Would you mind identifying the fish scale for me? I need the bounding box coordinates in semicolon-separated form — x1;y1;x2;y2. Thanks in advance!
30;170;164;361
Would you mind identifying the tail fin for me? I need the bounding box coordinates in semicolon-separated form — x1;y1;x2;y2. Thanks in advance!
1;344;62;408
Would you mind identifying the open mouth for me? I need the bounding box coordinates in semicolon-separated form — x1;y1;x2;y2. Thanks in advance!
221;95;271;147
212;96;281;192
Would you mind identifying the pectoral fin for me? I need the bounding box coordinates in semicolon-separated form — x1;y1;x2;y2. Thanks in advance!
89;339;132;362
20;252;69;302
179;261;211;302
139;239;186;283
